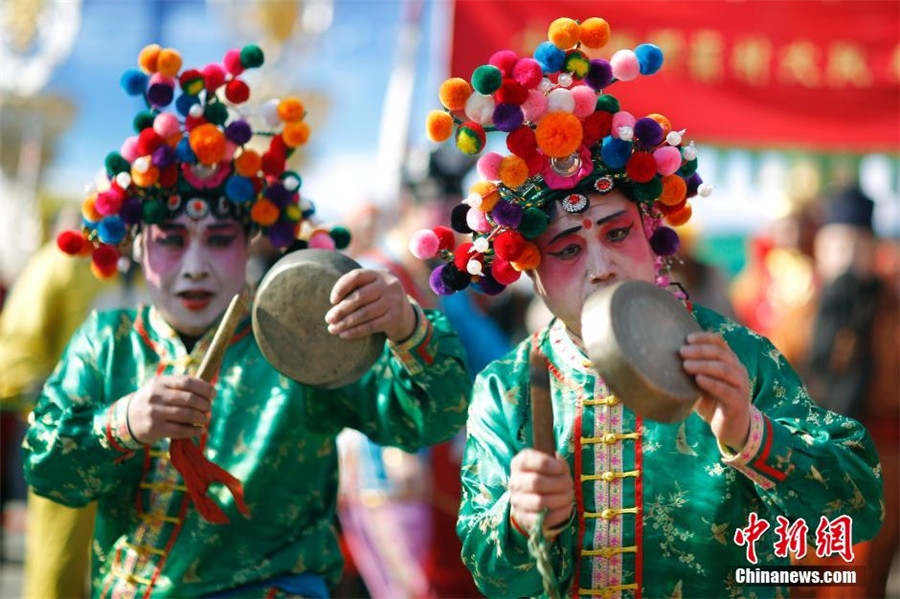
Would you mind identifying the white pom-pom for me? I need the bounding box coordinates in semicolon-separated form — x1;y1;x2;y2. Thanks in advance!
537;77;554;93
473;237;490;253
464;193;483;209
698;183;714;197
261;99;281;127
666;130;683;146
115;172;132;189
466;259;483;275
547;88;575;113
557;73;574;88
300;199;313;212
133;156;150;174
617;126;634;142
188;104;204;118
464;93;496;125
682;142;697;161
283;176;300;191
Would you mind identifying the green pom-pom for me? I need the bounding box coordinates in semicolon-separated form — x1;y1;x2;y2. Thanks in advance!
204;103;229;126
518;208;550;239
471;65;502;95
630;177;663;203
329;226;351;250
678;158;698;177
105;152;131;176
133;110;156;133
240;45;265;68
142;200;166;224
595;94;620;114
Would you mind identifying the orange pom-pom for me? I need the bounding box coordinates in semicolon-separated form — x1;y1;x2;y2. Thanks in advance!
659;175;687;206
469;180;500;212
91;261;118;279
510;241;541;271
426;111;454;143
498;155;529;188
189;123;226;165
647;113;671;138
156;48;182;78
251;199;280;226
535;112;583;158
282;121;310;148
91;245;119;279
579;17;610;49
278;98;305;123
82;194;102;223
235;149;262;177
131;164;160;187
666;202;693;226
166;133;183;148
439;78;472;111
548;18;580;49
138;44;162;74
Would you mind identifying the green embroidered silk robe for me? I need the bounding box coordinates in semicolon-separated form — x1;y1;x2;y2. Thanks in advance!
458;305;883;599
24;304;470;598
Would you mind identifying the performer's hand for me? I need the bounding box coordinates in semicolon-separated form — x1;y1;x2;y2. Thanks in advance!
127;375;215;444
680;332;751;451
509;449;574;540
326;269;416;342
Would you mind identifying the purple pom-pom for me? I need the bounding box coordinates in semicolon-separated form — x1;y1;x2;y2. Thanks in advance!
225;120;253;145
267;220;296;248
633;117;664;147
491;200;524;228
493;104;524;132
119;197;143;225
151;145;175;168
441;263;471;291
584;59;613;91
429;265;455;296
474;272;505;295
266;182;293;207
649;226;680;256
686;173;703;198
147;83;174;107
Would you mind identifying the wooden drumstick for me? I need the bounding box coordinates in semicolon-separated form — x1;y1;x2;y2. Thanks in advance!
529;349;555;455
196;289;250;382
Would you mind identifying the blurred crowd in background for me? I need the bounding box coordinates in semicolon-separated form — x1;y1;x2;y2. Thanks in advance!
0;1;897;598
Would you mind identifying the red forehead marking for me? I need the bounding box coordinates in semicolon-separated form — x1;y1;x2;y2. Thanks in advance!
582;218;593;230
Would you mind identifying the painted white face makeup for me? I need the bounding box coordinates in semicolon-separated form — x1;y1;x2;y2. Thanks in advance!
142;213;249;337
530;190;656;337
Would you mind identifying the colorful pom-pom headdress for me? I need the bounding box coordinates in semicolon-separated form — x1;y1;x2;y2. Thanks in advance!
413;17;713;296
57;43;350;278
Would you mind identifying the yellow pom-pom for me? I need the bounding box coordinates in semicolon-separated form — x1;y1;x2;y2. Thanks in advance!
189;123;227;165
283;121;310;148
510;242;541;271
278;98;305;123
535;112;583;158
235;149;262;177
548;18;580;50
251;199;280;227
82;194;102;223
469;180;500;212
138;44;162;74
666;202;693;226
439;78;473;111
426;111;454;143
579;17;610;49
284;204;301;222
131;164;160;187
498;155;529;188
156;48;182;78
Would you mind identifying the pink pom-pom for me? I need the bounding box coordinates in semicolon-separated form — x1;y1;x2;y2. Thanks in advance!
409;229;440;259
464;93;496;125
521;90;548;122
308;231;336;250
121;136;140;162
513;58;543;89
95;189;123;216
466;206;492;233
611;111;636;138
653;146;682;176
571;86;596;118
202;63;226;91
477;152;504;180
489;50;519;77
610;49;640;82
223;140;238;162
223;49;244;76
149;72;175;87
153;113;180;139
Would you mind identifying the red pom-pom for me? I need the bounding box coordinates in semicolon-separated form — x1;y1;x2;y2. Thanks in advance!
491;257;521;285
159;164;178;187
453;242;474;270
489;50;519;77
494;230;526;261
57;230;86;255
269;135;288;158
433;225;455;251
251;176;265;194
225;79;250;104
526;152;546;177
261;151;285;177
184;114;207;132
626;152;657;183
582;110;613;147
495;79;528;106
137;128;164;156
92;244;119;270
507;126;538;159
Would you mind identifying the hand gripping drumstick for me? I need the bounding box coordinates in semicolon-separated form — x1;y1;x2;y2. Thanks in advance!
170;290;251;524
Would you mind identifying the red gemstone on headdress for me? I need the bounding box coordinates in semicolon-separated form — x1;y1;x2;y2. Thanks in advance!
594;176;613;194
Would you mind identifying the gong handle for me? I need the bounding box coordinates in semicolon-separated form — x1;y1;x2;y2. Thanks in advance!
196;289;250;383
529;349;555;456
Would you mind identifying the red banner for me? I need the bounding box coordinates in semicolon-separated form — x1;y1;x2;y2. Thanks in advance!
450;1;900;152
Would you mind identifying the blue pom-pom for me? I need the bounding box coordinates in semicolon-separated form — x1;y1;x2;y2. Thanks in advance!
635;44;664;76
493;104;524;132
301;200;316;219
600;136;632;169
175;93;199;117
534;42;566;74
225;176;256;203
120;69;149;96
82;217;98;230
650;226;680;256
175;138;197;163
97;216;127;245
